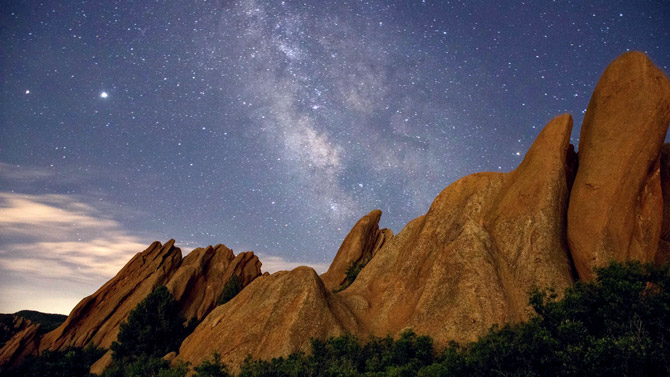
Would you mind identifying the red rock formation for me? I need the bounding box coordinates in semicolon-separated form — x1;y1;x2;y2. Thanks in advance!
177;114;577;366
320;209;392;291
0;317;41;370
40;240;183;352
339;114;576;345
567;51;670;280
166;244;262;322
178;266;358;369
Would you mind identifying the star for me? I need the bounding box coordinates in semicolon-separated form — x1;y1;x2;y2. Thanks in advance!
100;91;108;98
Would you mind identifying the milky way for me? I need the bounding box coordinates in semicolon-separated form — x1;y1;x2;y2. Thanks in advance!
1;0;669;313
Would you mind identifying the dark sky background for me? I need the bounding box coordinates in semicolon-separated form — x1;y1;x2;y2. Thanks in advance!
1;0;669;314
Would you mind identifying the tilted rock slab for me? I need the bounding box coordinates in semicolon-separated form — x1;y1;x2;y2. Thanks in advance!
178;266;358;370
320;209;393;291
40;240;183;352
0;239;263;371
339;114;576;346
567;51;670;280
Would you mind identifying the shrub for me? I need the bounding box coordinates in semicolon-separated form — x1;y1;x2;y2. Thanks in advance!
110;286;188;361
217;275;243;306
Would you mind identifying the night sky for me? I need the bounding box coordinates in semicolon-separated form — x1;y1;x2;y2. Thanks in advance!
1;0;669;314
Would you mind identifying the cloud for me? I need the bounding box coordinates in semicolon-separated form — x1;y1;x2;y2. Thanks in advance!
0;162;54;182
0;192;149;313
257;253;329;274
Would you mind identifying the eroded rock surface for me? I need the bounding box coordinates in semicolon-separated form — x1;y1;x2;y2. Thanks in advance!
40;240;183;352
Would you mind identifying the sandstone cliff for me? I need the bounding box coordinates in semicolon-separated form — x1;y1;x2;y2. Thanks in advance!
179;266;359;369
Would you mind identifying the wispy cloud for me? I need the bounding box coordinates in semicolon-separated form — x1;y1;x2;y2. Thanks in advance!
0;192;150;313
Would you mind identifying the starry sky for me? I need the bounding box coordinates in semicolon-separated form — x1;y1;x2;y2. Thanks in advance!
1;0;669;314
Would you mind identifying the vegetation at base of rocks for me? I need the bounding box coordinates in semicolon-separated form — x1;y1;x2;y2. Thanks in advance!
110;286;190;362
194;353;231;377
0;346;104;377
101;355;189;377
238;330;434;377
228;261;670;377
217;275;243;306
2;261;669;377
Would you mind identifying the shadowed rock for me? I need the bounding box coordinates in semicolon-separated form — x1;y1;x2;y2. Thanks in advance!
0;317;41;370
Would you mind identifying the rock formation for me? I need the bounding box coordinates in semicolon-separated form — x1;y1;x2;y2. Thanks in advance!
0;239;262;371
0;317;41;370
3;51;670;375
178;266;359;369
320;209;393;291
339;114;576;345
40;240;183;352
567;51;670;279
166;244;262;322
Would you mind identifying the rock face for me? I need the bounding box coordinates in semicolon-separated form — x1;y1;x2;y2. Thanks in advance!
166;244;262;322
178;266;358;369
340;114;576;345
567;51;670;280
0;317;41;370
320;210;393;291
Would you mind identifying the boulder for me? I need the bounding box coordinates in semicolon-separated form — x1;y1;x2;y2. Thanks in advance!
567;51;670;279
320;209;392;291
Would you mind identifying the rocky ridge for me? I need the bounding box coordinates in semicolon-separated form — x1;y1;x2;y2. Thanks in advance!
1;51;669;374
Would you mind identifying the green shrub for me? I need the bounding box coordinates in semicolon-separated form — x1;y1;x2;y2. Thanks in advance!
194;353;231;377
110;286;188;362
217;275;243;306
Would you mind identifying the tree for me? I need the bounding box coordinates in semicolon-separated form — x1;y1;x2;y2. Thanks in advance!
217;275;243;306
110;286;188;361
194;353;231;377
